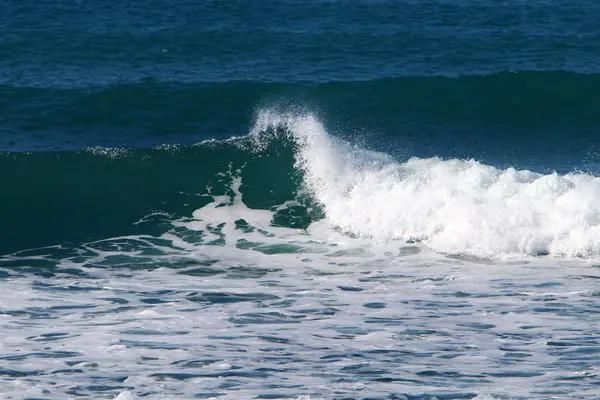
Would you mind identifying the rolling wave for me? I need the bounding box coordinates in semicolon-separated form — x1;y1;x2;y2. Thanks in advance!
5;107;600;258
252;110;600;258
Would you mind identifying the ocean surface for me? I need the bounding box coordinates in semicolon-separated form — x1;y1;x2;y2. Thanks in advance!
2;1;600;399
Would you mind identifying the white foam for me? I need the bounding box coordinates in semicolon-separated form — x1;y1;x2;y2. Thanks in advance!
250;109;600;259
472;394;504;400
114;391;139;400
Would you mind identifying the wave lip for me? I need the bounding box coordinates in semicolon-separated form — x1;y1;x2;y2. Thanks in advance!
251;109;600;259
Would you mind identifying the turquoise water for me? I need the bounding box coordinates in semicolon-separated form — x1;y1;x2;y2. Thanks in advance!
2;1;600;399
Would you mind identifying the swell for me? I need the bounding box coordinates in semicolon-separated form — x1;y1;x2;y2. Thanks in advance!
3;71;600;153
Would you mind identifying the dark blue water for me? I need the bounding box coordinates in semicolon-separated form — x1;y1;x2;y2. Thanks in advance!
3;1;600;150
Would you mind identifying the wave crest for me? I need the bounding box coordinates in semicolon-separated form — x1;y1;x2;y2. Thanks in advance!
250;109;600;258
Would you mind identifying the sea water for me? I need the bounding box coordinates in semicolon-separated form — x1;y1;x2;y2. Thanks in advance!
2;1;600;399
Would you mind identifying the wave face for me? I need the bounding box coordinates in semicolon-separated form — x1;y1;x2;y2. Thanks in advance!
5;109;600;259
0;139;298;254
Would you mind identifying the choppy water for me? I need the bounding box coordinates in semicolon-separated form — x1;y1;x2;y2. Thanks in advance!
3;241;600;399
3;1;600;399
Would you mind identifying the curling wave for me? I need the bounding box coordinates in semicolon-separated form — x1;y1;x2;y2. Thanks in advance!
250;109;600;258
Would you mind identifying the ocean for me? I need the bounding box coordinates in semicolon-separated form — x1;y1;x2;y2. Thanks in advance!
2;1;600;399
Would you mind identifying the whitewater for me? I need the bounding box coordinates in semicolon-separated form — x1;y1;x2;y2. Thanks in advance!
250;110;600;259
1;111;600;399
